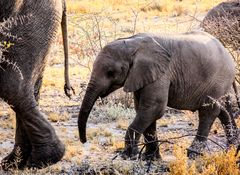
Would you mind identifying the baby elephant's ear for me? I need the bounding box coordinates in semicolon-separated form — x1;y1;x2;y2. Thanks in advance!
123;38;171;92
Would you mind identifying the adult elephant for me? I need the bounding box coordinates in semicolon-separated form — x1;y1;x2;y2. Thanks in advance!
78;31;239;159
201;0;240;52
0;0;73;170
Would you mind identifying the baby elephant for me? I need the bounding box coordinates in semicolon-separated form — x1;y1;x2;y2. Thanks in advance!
78;31;239;159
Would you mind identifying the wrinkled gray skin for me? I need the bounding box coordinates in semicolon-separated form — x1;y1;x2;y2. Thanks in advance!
0;0;72;170
202;0;240;156
78;31;239;160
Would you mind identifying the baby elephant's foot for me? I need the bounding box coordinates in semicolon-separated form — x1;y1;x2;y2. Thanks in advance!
27;139;65;169
187;140;207;159
142;148;161;161
121;146;139;160
1;144;31;170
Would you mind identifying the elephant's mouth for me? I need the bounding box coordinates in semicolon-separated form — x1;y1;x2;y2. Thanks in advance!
100;84;122;98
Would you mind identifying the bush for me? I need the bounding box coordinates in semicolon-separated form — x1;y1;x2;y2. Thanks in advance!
201;1;240;82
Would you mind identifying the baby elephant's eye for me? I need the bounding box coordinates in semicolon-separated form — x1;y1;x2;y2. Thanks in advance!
107;70;115;78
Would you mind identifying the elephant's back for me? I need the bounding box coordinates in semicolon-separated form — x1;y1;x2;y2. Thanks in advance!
0;0;62;81
167;31;235;110
173;31;235;73
184;31;235;75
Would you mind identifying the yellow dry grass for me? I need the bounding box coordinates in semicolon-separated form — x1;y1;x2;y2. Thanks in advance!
169;146;240;175
67;0;223;15
1;0;239;174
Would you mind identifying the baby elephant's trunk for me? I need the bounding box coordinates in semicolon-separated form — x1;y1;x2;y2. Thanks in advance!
78;83;100;143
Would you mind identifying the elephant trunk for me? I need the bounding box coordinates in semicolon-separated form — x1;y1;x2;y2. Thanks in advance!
78;80;100;143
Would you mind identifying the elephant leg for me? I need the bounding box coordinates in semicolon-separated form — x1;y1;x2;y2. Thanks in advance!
122;81;168;159
2;84;64;169
218;109;239;147
187;104;220;158
23;82;64;168
142;121;161;160
133;93;160;160
16;98;65;168
1;78;43;170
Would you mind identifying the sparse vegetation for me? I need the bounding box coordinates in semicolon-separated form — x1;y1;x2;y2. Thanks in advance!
1;0;239;174
201;1;240;83
48;112;70;122
170;146;240;175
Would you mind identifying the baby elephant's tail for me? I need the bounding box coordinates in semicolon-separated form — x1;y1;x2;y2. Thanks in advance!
232;81;240;109
233;81;240;158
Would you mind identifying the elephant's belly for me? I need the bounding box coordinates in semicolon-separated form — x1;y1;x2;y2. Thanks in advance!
167;87;205;111
167;97;201;111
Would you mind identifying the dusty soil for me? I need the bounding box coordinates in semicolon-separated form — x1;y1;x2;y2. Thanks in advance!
0;3;239;173
0;85;233;174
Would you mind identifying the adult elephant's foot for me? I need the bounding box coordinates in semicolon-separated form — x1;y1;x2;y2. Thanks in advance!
26;139;65;169
1;144;31;170
187;140;207;159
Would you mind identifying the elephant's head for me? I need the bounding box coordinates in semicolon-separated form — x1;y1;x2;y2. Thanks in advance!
78;33;171;143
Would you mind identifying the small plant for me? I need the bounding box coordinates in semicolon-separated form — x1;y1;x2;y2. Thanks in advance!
14;146;23;170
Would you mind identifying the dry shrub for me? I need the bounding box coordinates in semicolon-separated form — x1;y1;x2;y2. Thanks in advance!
200;147;240;175
169;145;188;174
201;1;240;82
169;146;240;175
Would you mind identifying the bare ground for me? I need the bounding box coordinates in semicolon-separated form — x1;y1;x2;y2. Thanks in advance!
0;6;239;174
0;83;234;174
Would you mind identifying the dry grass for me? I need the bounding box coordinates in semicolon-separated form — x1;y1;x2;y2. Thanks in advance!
116;119;129;130
48;112;70;122
170;146;240;175
67;0;224;15
1;0;239;174
86;127;112;141
0;107;15;130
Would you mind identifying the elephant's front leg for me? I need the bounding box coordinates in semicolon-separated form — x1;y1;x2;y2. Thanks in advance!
123;108;165;160
122;81;168;159
142;121;161;160
1;117;31;170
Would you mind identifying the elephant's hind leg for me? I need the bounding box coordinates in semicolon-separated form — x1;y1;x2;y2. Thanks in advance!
187;104;221;158
15;96;65;169
1;77;43;170
218;109;239;147
1;85;64;169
